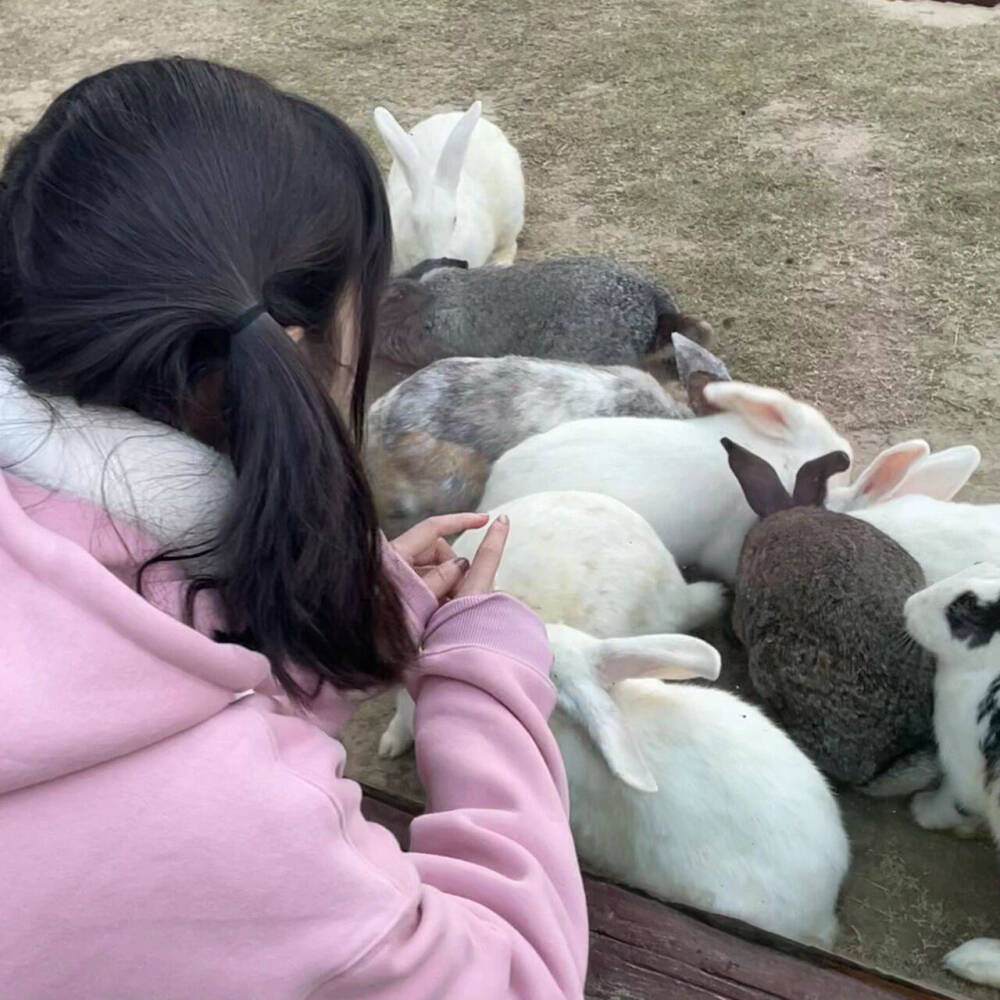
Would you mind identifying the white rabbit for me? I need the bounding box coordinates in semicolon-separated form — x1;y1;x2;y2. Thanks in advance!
373;101;524;273
547;624;849;948
904;563;1000;988
826;440;981;513
452;491;728;635
377;490;728;757
478;381;853;584
850;492;1000;589
832;442;987;799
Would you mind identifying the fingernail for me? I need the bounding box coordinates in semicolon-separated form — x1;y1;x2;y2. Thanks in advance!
497;515;509;526
456;558;470;571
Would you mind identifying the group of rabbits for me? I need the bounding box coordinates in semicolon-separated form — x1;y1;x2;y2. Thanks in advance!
368;101;1000;987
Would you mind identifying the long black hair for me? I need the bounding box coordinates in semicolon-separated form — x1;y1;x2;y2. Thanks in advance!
0;58;415;696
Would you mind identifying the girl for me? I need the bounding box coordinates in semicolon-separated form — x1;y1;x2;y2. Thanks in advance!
0;59;587;999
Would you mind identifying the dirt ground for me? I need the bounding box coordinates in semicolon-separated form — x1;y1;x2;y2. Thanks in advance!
2;0;998;996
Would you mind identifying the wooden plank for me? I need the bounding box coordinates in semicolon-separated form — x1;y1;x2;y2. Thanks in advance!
360;788;954;1000
585;879;946;1000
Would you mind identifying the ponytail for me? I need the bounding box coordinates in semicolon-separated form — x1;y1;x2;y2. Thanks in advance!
0;57;416;695
194;311;411;696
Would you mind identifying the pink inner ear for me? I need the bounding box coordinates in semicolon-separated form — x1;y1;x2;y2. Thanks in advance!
862;447;926;496
758;401;790;429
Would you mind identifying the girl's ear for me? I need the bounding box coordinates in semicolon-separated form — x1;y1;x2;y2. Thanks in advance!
829;439;930;511
721;437;792;517
434;101;481;194
890;445;981;503
704;382;800;441
594;633;722;687
373;107;426;196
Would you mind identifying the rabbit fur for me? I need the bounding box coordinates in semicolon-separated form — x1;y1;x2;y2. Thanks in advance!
375;256;713;368
725;439;935;785
480;380;853;584
365;332;728;534
904;564;1000;988
373;102;524;273
547;624;849;948
825;437;998;588
382;621;849;948
378;488;728;756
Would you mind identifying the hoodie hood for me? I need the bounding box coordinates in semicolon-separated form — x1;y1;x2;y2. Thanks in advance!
0;363;269;794
0;358;234;557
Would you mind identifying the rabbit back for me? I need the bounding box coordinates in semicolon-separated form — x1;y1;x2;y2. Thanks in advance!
425;258;681;364
553;679;849;946
365;358;686;531
734;507;935;784
452;490;692;637
854;495;1000;585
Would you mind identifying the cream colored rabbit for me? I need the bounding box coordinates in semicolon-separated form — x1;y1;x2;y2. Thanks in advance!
373;102;524;273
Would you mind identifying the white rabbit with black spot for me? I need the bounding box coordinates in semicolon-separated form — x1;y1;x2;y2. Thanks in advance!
905;563;1000;989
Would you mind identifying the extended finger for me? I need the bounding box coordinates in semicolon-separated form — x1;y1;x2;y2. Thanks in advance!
391;513;489;562
454;516;509;597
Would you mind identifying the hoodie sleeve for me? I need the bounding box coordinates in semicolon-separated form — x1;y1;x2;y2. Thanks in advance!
315;592;589;1000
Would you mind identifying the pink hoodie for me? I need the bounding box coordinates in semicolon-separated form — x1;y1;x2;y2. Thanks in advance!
0;469;588;999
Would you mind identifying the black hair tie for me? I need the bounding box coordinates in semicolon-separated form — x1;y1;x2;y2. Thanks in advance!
231;302;269;335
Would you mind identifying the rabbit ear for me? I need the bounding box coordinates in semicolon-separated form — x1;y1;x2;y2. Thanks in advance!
686;372;726;416
832;440;931;511
672;332;730;385
721;437;792;517
791;450;852;507
889;445;981;503
559;678;659;792
434;101;481;193
373;107;427;195
595;633;722;687
702;382;799;441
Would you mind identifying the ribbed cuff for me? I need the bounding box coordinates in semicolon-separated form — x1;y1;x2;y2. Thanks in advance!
380;537;439;644
421;592;553;675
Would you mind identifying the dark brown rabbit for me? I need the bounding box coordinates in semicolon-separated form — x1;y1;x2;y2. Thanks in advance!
724;439;935;785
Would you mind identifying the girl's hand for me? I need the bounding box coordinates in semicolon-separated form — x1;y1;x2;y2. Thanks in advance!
390;513;511;602
390;513;488;602
453;515;509;598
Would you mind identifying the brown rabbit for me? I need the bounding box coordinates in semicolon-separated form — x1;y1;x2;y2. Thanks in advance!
724;438;936;785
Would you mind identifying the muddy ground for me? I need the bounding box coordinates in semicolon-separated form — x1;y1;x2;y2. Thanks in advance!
2;0;998;996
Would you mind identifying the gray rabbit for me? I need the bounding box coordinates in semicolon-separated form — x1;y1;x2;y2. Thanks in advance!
366;334;730;534
724;438;935;785
376;256;713;367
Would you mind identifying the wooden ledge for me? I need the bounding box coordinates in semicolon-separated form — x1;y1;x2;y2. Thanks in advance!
361;786;959;1000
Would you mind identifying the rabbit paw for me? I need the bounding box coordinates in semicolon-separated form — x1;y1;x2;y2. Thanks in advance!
944;939;1000;987
378;719;414;759
489;242;518;266
911;787;975;831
